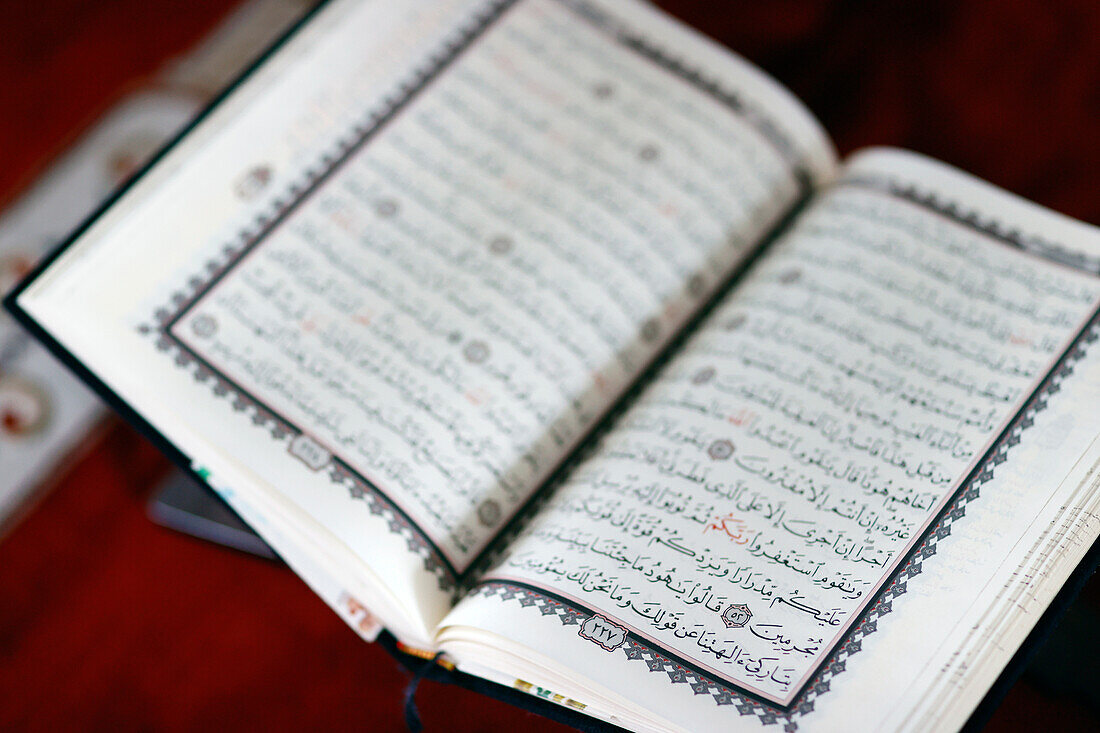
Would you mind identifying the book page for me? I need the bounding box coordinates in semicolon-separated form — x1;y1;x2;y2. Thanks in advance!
834;150;1100;733
441;148;1100;729
12;0;834;641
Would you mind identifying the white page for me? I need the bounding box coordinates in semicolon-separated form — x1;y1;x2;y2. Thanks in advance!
14;0;835;643
439;148;1100;731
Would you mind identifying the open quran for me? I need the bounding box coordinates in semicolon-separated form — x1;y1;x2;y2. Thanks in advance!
8;1;1100;730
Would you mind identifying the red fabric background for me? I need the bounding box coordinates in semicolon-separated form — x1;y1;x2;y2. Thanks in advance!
1;1;1098;730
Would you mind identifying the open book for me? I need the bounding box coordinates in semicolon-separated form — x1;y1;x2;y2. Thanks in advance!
8;0;1100;730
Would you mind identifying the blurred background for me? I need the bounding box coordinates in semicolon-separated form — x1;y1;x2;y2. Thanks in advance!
0;0;1097;730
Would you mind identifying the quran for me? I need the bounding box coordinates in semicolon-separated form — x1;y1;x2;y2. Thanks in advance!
8;0;1100;730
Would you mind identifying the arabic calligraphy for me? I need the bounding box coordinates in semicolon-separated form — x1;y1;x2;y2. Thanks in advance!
168;0;799;569
486;179;1100;701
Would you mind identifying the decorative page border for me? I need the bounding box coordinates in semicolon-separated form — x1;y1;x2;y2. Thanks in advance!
144;0;812;593
471;184;1100;725
842;174;1100;276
